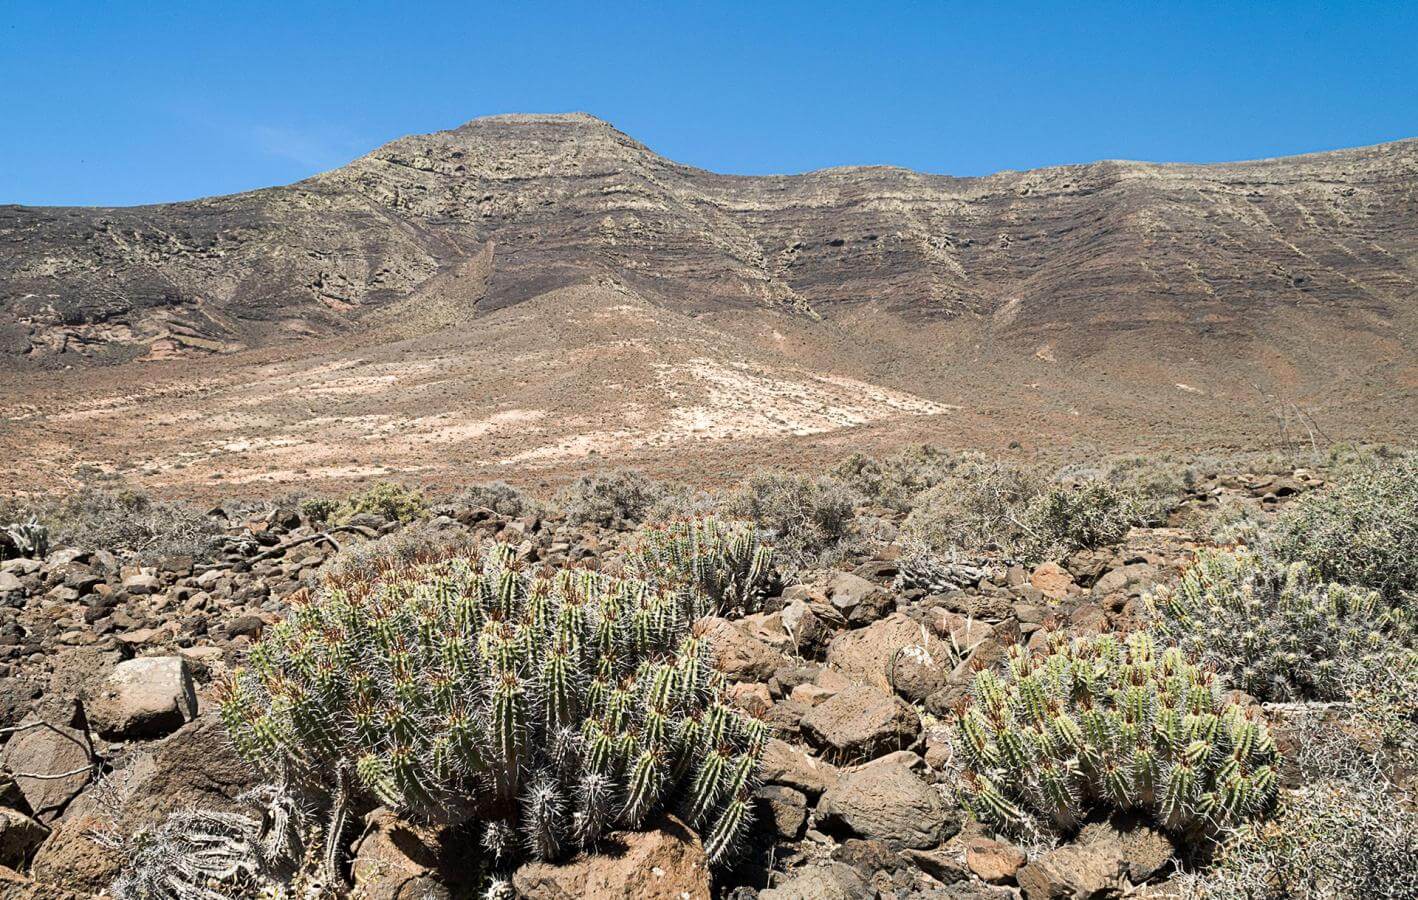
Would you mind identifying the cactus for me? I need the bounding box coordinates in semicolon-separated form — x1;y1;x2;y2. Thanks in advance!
1146;549;1415;702
626;516;775;618
953;631;1279;838
2;518;49;559
218;543;766;872
104;786;321;900
894;545;992;595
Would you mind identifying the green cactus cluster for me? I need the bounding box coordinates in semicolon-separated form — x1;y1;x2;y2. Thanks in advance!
953;632;1279;838
1146;550;1415;702
625;516;775;618
218;543;766;869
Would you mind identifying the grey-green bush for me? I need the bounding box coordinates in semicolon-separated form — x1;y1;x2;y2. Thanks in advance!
900;458;1043;559
1271;456;1418;601
723;472;858;567
41;484;225;562
454;481;535;518
556;469;669;528
1022;480;1138;559
1146;550;1415;702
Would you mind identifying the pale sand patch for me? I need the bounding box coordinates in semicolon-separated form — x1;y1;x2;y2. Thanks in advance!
500;358;953;463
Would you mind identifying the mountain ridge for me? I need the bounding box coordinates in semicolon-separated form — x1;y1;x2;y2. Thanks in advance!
0;114;1414;493
3;113;1415;369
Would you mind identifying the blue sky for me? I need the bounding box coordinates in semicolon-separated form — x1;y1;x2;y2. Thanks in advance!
3;1;1416;206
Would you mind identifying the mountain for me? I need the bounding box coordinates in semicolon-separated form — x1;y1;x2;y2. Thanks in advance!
1;114;1415;493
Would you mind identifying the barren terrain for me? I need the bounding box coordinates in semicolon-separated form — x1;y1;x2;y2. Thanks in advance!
2;115;1416;497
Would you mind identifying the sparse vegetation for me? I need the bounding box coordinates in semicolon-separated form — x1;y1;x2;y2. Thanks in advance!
453;480;536;517
832;445;979;512
26;480;226;562
1271;455;1418;601
1022;480;1138;559
556;469;670;528
900;458;1042;559
1181;710;1418;899
1146;549;1414;702
723;471;859;568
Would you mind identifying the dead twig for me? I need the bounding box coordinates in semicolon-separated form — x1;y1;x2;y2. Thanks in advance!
198;524;378;573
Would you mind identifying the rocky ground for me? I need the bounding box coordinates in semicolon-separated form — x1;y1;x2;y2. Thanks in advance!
0;462;1339;899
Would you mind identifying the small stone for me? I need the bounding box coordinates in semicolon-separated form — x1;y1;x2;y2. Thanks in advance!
0;808;49;868
1029;562;1074;601
966;836;1027;884
756;784;809;840
698;617;782;682
1016;844;1124;899
121;572;160;595
760;738;839;797
350;808;450;900
760;862;874;900
513;814;710;899
0;716;91;822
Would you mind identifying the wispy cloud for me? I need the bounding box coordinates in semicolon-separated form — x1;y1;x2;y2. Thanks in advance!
247;123;350;171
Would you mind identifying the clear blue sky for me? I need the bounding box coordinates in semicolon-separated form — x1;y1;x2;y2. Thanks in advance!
3;1;1416;206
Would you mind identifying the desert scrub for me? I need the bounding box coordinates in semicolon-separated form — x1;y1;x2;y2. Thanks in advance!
901;458;1043;559
334;480;427;525
318;518;476;584
952;632;1278;840
218;543;766;872
1146;550;1414;702
723;471;858;568
453;480;536;517
1057;454;1194;525
556;469;670;528
832;445;982;511
1180;712;1418;900
1270;455;1418;601
625;516;777;617
1021;480;1138;559
38;482;225;562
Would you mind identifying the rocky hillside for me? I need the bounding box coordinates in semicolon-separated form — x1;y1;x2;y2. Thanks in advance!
1;451;1414;898
3;114;1416;368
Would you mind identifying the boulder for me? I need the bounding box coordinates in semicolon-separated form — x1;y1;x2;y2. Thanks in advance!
781;600;829;654
698;617;782;682
966;836;1027;884
86;656;197;740
903;847;970;884
350;808;451;900
826;613;951;696
0;717;91;822
30;713;256;892
512;814;710;900
756;784;809;840
1029;563;1074;601
815;756;959;849
800;685;920;760
1076;814;1176;884
827;572;895;626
